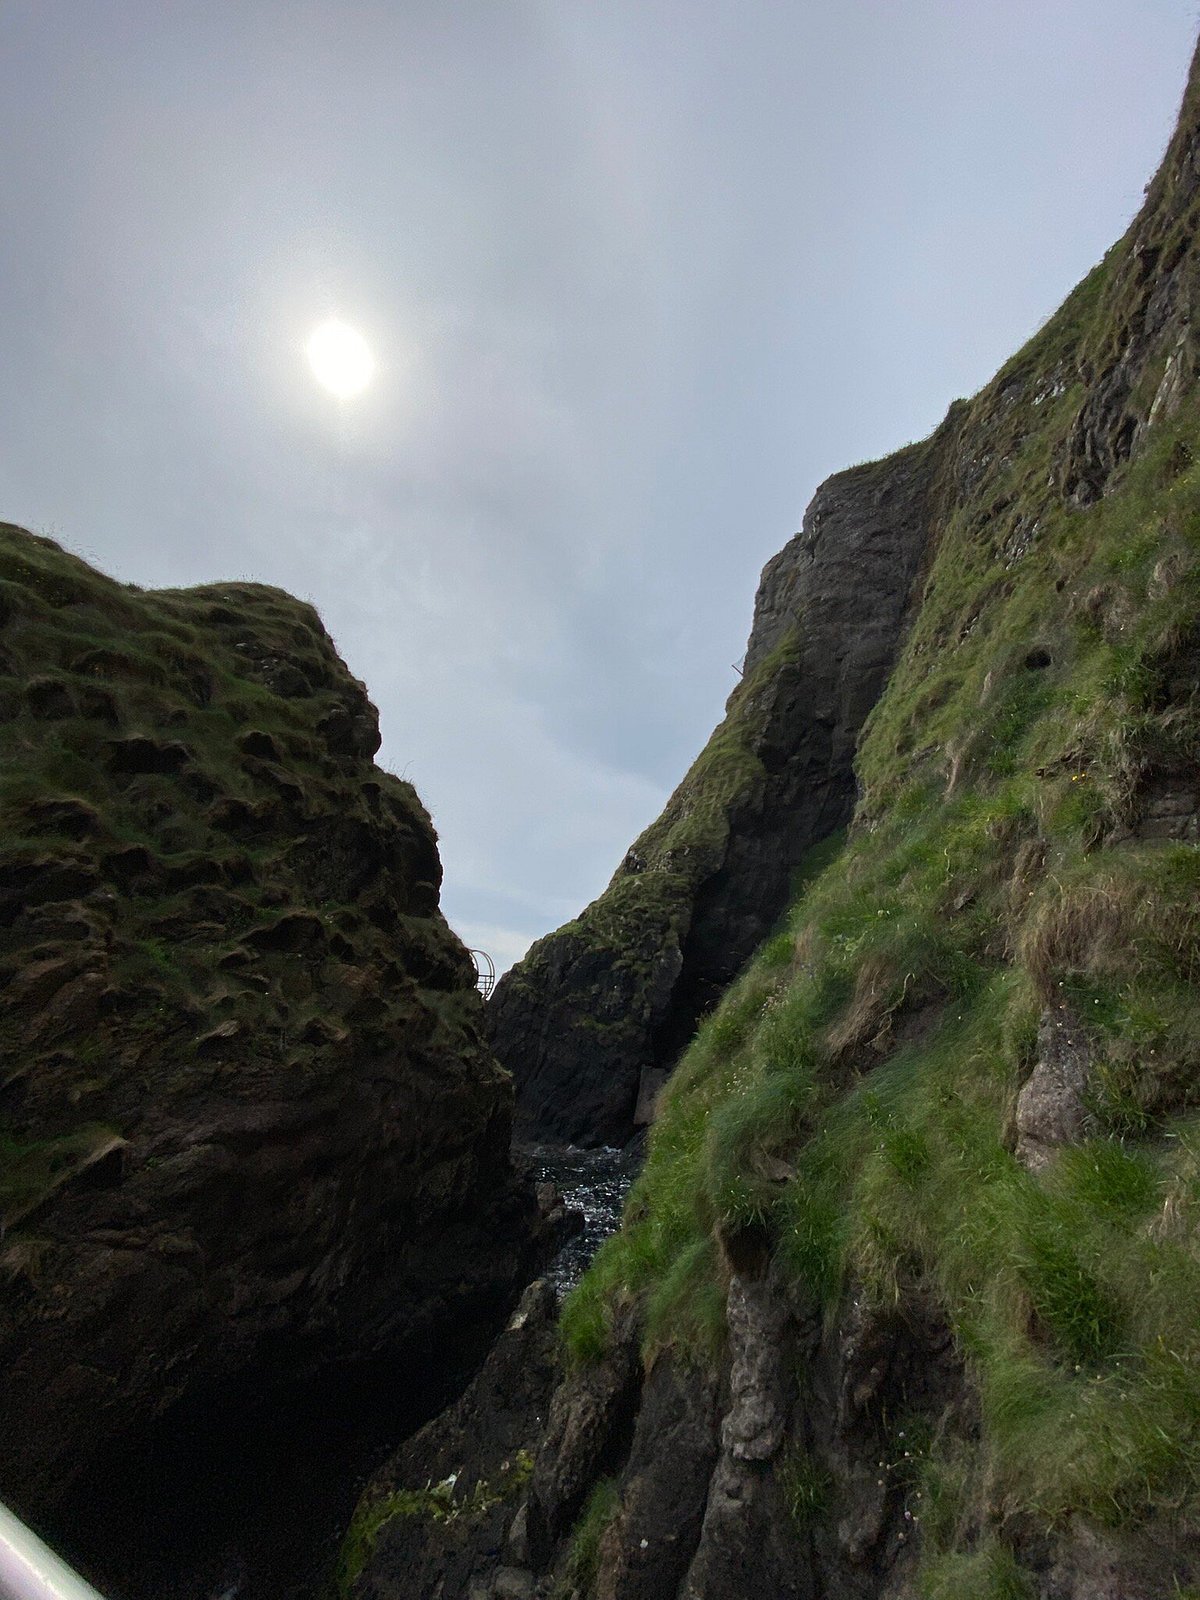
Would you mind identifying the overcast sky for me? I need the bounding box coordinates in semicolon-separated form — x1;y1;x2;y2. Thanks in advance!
1;2;1195;972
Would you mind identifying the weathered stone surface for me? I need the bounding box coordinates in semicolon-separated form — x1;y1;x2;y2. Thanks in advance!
681;1450;812;1600
525;1303;643;1568
681;1273;810;1600
355;1279;560;1600
1058;52;1200;509
722;1272;788;1462
492;1567;535;1600
1015;1004;1094;1171
1015;1516;1200;1600
809;1292;964;1588
0;527;537;1561
593;1357;719;1600
491;919;686;1145
503;1274;963;1600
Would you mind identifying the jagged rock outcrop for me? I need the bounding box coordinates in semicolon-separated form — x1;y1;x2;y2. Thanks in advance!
0;526;538;1540
1014;1003;1095;1171
490;423;959;1146
353;1264;968;1600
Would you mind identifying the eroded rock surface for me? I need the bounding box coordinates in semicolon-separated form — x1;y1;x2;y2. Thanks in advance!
0;527;537;1537
352;1269;964;1600
353;1279;561;1600
1015;1004;1095;1171
524;1300;644;1568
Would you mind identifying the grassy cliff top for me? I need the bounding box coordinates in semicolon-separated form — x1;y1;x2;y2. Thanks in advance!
560;40;1200;1594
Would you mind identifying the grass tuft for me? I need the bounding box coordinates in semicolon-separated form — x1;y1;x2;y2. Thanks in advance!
556;1477;620;1600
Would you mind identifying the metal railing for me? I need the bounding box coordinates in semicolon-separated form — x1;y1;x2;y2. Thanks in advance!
468;948;496;999
0;1500;106;1600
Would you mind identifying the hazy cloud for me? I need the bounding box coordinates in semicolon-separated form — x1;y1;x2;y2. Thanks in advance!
0;0;1194;969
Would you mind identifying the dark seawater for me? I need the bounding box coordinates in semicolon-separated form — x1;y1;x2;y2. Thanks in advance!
526;1142;639;1295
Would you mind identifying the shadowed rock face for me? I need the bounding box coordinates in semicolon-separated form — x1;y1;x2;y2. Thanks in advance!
352;1279;565;1600
0;526;536;1524
488;423;957;1146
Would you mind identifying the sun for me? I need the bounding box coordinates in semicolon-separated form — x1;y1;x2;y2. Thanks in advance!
305;319;375;399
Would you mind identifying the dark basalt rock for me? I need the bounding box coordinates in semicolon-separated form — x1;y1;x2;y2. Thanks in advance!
589;1356;720;1600
351;1269;962;1600
524;1299;644;1568
551;1274;962;1600
1058;90;1200;508
353;1278;562;1600
0;526;538;1573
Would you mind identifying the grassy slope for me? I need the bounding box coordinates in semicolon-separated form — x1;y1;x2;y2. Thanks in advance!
559;81;1200;1593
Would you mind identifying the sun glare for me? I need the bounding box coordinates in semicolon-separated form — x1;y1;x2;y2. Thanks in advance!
306;319;375;400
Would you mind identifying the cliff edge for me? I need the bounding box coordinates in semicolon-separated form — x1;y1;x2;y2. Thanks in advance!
0;528;534;1528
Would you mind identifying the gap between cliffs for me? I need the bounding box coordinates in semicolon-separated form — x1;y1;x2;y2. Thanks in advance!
487;411;964;1148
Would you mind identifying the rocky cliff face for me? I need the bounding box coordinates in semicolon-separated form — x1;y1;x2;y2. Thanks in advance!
0;527;536;1535
489;423;958;1146
356;34;1200;1600
493;22;1200;1155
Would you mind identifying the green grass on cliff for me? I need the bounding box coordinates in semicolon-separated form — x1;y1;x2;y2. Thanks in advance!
625;631;806;876
555;1477;621;1600
334;1452;534;1596
561;294;1200;1579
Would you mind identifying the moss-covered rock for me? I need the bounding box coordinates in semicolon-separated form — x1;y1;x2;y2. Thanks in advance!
0;526;535;1524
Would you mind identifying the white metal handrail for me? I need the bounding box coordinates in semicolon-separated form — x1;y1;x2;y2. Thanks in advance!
0;1500;106;1600
469;948;496;999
